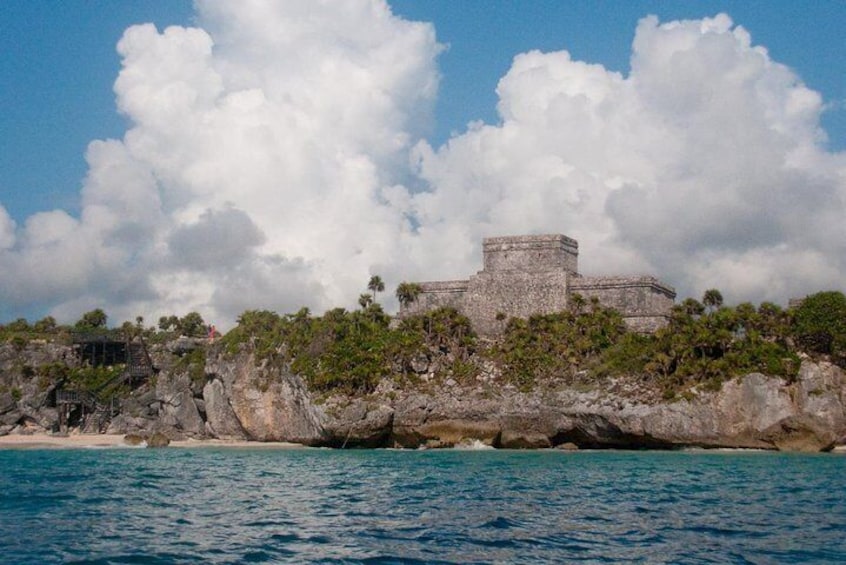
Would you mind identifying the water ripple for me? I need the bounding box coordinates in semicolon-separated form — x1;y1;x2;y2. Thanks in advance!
0;449;844;563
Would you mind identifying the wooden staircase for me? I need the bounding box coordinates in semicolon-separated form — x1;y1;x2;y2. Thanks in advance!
56;333;155;433
80;400;120;434
126;338;154;382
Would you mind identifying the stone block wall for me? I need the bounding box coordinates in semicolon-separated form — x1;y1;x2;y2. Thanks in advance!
483;234;578;274
402;280;468;317
463;270;572;336
570;276;676;333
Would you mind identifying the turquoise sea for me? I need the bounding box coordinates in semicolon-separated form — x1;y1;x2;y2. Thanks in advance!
1;448;844;564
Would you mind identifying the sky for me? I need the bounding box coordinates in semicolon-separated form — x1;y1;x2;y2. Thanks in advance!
1;0;844;328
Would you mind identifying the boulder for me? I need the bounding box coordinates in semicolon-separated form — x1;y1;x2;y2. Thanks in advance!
500;430;552;449
393;419;501;448
155;368;206;438
324;401;394;448
123;434;145;446
762;414;837;452
146;432;170;448
167;337;205;356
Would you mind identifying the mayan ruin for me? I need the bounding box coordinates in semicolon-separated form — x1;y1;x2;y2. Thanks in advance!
399;234;677;335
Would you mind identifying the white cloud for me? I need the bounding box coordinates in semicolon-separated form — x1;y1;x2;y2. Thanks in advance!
413;13;846;304
0;6;844;327
0;0;442;326
0;206;15;250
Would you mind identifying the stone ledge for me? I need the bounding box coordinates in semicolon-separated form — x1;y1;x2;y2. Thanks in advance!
571;275;676;298
418;280;470;293
483;233;578;251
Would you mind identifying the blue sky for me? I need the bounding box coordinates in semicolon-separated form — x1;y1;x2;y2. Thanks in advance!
0;1;844;325
1;1;843;225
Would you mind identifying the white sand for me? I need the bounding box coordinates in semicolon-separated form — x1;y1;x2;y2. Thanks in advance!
0;432;305;449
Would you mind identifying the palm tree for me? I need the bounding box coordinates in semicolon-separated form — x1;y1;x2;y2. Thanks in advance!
395;282;422;309
76;308;108;330
702;289;724;313
358;293;373;310
680;298;705;317
367;275;385;302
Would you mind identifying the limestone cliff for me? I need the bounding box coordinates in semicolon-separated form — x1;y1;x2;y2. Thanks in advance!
1;340;844;452
202;351;325;444
110;342;325;445
319;360;844;452
0;341;76;435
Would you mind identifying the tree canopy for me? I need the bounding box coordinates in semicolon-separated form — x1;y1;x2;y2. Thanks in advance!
791;291;846;365
396;282;422;308
367;275;385;301
75;309;108;330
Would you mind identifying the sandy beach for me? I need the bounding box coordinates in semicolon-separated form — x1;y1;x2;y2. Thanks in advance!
2;432;843;452
0;433;305;450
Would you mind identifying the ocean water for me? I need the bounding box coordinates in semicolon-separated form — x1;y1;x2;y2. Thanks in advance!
0;448;844;564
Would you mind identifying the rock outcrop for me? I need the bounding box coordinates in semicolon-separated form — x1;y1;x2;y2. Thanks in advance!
2;339;844;452
317;360;845;452
203;351;325;445
0;342;75;435
109;347;326;445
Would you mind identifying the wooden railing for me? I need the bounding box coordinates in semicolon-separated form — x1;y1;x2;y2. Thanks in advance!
57;332;154;433
55;390;97;409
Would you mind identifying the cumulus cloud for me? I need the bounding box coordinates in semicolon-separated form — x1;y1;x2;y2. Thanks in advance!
0;5;844;327
412;13;846;304
0;0;441;326
167;206;265;270
0;206;15;250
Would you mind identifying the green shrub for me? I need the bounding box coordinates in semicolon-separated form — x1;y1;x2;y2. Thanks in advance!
791;291;846;367
493;303;626;389
66;365;126;393
175;347;207;384
603;297;800;394
219;306;476;394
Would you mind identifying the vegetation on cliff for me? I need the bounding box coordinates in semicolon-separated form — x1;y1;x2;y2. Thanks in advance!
0;309;209;344
217;288;841;398
2;287;845;400
0;309;209;401
791;291;846;366
220;303;474;394
599;297;798;397
487;291;800;397
492;298;627;389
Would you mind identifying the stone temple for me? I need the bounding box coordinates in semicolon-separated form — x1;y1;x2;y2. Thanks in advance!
399;234;676;335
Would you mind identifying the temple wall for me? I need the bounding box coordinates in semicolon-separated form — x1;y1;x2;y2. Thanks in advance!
463;271;571;336
400;280;468;317
569;276;676;333
483;234;578;274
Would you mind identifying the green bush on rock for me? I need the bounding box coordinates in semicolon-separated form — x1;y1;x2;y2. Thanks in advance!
220;305;476;394
791;291;846;367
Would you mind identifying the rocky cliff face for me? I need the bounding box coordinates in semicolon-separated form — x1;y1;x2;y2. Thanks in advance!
0;342;76;435
202;351;325;444
1;340;844;452
318;360;845;452
110;342;326;445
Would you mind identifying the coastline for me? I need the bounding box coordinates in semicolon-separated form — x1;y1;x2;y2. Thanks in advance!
0;433;305;450
2;432;843;452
